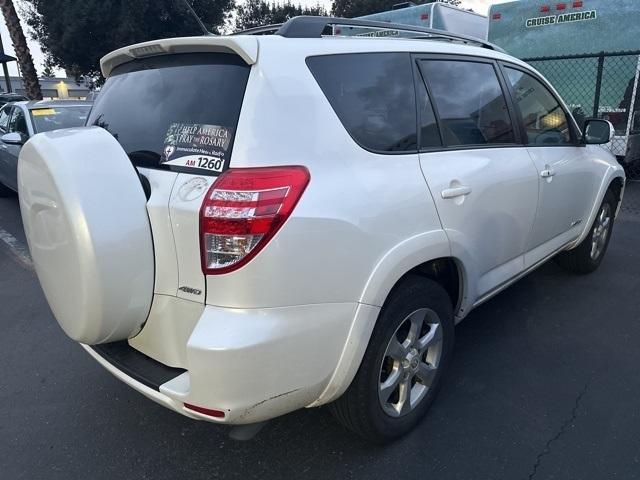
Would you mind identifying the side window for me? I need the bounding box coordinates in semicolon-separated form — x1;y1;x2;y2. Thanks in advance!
307;53;417;152
8;108;27;136
416;68;441;149
0;106;10;132
419;59;516;147
505;67;572;145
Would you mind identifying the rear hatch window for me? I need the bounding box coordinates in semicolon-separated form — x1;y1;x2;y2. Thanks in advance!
87;53;250;175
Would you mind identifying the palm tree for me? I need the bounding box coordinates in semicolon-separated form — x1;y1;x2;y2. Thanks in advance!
0;0;41;99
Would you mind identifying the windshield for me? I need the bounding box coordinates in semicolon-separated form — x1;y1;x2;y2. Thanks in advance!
30;106;91;133
86;53;250;174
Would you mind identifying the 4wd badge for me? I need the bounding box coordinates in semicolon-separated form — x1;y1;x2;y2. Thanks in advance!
178;286;202;296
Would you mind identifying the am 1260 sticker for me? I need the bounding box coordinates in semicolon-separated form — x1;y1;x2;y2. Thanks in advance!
161;123;232;173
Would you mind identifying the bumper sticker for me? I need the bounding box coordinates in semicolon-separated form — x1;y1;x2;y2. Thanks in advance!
162;123;232;173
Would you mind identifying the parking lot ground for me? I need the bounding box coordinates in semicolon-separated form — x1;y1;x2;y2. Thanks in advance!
2;193;640;480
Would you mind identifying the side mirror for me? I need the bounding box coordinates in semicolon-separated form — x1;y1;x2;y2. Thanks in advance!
582;118;613;145
1;132;24;145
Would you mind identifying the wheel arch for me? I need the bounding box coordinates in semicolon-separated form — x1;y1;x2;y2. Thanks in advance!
358;230;452;306
608;175;625;216
569;169;625;249
311;232;470;407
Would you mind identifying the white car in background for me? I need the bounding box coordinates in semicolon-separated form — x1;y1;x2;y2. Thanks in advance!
0;100;92;195
17;17;624;443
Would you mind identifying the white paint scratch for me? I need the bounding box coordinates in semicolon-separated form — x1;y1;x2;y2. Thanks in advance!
0;227;33;270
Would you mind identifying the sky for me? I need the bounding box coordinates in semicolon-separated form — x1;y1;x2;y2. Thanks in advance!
0;1;49;77
0;0;504;78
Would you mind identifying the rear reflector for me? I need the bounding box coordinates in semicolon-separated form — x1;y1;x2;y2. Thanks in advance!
200;166;310;275
492;13;502;20
184;403;226;418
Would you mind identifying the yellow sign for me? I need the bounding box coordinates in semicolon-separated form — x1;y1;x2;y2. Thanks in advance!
31;108;57;116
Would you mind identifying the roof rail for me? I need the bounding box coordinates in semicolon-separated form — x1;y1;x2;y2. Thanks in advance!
233;23;282;36
234;16;505;53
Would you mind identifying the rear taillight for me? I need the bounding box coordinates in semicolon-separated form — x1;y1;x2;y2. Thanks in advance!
200;166;310;275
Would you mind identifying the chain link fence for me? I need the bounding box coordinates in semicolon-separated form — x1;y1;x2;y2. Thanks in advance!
524;51;640;215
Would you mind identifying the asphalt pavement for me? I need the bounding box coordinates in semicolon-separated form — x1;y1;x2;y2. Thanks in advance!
2;192;640;480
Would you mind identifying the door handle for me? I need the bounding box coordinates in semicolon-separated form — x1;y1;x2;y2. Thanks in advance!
441;185;472;199
540;168;556;178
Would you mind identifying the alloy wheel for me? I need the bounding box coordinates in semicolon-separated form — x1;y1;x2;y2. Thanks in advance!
378;308;443;417
590;203;612;260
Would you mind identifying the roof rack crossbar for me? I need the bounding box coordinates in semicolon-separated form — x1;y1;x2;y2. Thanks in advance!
236;16;504;53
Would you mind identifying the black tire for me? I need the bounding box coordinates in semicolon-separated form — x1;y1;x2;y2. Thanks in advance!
554;189;616;274
620;158;639;179
0;181;13;197
330;275;454;443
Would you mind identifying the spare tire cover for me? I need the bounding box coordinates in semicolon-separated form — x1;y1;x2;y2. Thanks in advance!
18;127;154;344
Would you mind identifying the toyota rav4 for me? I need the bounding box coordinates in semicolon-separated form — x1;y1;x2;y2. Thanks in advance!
18;17;625;443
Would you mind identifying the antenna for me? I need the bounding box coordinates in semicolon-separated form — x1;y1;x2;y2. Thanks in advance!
178;0;212;36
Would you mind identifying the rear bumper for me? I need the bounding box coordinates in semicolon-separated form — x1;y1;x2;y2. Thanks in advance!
83;344;203;421
84;302;366;424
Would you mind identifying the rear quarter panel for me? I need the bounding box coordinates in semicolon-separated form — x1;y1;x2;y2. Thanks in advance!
204;38;449;309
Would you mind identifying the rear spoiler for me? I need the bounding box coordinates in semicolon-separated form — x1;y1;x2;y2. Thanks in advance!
100;36;259;77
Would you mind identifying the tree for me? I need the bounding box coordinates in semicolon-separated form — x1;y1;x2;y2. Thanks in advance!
41;62;54;78
22;0;234;81
0;0;41;99
235;1;327;32
332;0;461;18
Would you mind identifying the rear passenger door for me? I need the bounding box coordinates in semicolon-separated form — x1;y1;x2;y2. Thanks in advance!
501;65;599;266
415;56;540;301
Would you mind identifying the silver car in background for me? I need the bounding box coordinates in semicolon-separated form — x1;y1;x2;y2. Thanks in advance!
0;100;92;194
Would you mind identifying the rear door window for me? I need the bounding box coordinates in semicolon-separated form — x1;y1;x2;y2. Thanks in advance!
307;53;418;153
415;67;442;149
419;59;516;147
87;53;250;174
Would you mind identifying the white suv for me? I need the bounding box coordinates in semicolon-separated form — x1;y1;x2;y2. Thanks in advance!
18;17;624;442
